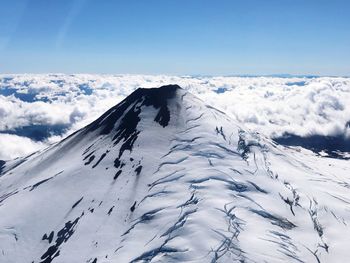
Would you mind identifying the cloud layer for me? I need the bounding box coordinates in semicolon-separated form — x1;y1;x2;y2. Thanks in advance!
1;74;349;160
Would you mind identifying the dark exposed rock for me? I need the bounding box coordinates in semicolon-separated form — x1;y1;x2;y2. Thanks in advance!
84;85;180;158
130;201;137;212
40;214;83;263
274;133;350;159
0;160;5;174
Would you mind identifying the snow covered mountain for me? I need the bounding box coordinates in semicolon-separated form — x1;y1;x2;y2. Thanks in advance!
0;85;349;263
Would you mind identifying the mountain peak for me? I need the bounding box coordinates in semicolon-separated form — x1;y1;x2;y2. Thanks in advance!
80;85;185;159
1;85;349;263
135;84;181;96
130;84;182;108
86;84;182;130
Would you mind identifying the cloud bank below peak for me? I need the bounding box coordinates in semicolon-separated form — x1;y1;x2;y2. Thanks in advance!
0;74;349;160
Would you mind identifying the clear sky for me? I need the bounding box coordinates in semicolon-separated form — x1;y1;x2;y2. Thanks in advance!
0;0;349;76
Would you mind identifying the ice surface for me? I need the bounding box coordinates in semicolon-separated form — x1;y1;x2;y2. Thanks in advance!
0;85;349;262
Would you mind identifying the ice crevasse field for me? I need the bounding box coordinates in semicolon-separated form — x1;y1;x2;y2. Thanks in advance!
0;78;349;262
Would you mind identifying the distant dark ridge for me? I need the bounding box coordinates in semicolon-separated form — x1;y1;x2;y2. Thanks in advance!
0;124;69;141
274;133;350;159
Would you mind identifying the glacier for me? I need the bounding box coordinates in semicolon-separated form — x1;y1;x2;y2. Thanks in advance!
0;85;349;262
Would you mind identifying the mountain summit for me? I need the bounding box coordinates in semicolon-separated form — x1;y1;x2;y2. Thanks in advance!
0;85;349;263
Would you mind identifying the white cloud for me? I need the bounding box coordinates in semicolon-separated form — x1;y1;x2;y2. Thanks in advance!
195;77;350;138
1;74;349;159
0;133;47;160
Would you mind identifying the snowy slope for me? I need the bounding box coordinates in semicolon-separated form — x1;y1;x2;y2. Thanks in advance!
0;85;350;263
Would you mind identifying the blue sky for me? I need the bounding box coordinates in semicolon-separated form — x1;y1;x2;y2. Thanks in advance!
0;0;349;75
